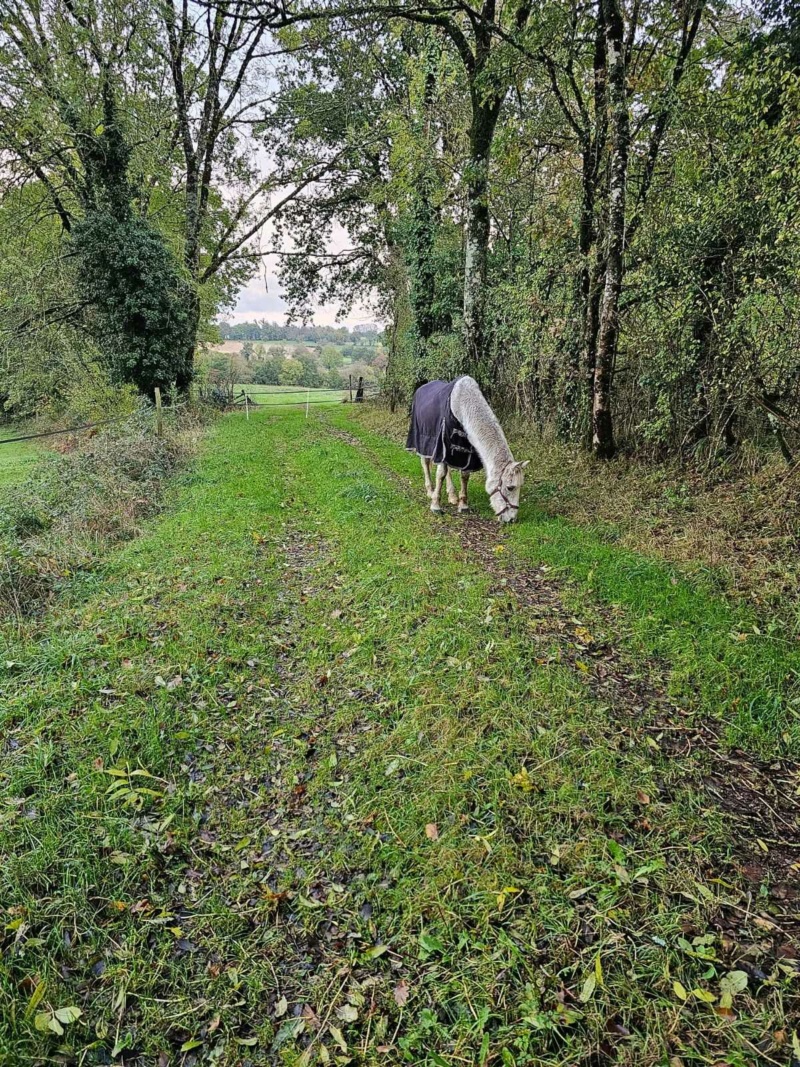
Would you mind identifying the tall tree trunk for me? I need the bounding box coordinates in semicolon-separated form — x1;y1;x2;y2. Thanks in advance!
585;250;605;433
409;61;440;370
592;0;629;458
383;240;413;412
463;95;502;384
560;144;596;439
579;4;607;442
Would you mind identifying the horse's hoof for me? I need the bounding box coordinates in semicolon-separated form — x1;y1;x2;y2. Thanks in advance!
430;505;443;515
458;505;470;513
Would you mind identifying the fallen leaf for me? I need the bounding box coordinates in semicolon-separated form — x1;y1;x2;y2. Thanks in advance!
336;1003;358;1023
692;987;716;1004
511;766;534;792
394;980;409;1007
329;1025;347;1052
302;1004;321;1029
496;886;522;911
719;970;748;996
579;974;596;1002
274;995;288;1019
54;1007;82;1024
24;979;47;1019
425;823;439;841
636;789;651;805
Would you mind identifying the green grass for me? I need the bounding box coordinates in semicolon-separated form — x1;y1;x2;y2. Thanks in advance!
0;406;797;1065
341;409;800;759
0;437;40;491
238;384;349;407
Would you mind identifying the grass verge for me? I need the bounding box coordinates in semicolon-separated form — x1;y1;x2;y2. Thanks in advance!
0;404;204;621
1;407;797;1065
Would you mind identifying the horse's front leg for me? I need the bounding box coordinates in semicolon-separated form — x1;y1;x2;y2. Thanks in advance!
430;463;446;513
458;471;470;513
445;467;459;505
420;456;434;499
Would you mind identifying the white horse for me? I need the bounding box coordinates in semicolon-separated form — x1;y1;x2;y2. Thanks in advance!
406;376;529;522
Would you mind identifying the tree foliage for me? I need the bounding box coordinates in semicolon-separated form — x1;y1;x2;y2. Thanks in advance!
2;0;799;462
263;0;800;460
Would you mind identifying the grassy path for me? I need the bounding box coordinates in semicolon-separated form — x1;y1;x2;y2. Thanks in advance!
1;409;798;1066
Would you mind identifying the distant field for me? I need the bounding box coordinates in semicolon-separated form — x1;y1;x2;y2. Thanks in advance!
237;385;348;407
0;436;39;491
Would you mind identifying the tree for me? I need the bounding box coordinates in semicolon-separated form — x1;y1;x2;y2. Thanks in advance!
279;357;305;385
161;0;342;376
253;358;282;385
320;344;344;370
0;0;194;394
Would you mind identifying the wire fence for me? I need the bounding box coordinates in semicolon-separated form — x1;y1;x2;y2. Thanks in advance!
0;414;131;447
0;383;381;447
228;385;380;409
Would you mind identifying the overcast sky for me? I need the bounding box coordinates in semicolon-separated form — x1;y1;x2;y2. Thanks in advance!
229;267;378;329
225;201;379;328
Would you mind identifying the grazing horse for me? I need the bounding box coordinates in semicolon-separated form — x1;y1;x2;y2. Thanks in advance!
406;376;529;522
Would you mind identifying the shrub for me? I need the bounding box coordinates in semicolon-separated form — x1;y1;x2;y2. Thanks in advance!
0;402;206;618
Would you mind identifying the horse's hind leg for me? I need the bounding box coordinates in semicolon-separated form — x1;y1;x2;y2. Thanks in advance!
458;471;470;513
430;463;446;513
420;456;434;498
445;466;459;505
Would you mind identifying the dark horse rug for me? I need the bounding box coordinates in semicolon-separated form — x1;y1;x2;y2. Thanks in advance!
406;378;483;473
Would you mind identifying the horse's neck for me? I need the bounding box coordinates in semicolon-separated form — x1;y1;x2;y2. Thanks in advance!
451;377;513;479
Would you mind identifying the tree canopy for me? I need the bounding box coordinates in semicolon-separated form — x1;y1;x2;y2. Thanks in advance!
2;0;799;462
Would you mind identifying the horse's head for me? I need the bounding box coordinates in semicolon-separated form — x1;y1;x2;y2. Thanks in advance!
488;460;529;523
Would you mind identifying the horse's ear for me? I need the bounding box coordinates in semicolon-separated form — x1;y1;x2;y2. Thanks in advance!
517;460;530;470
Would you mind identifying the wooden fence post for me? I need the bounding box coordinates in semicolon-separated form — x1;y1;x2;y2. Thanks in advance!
349;374;353;403
154;387;163;437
